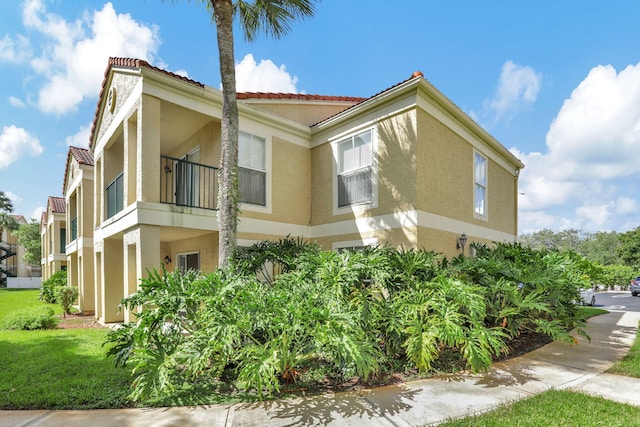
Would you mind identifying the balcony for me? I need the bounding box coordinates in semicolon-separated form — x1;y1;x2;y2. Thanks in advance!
160;155;219;210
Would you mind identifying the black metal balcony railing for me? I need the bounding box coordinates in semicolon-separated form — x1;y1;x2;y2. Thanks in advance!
161;155;219;210
70;217;78;241
106;173;124;219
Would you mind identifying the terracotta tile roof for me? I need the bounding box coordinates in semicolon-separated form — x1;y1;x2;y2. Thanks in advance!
312;71;425;127
48;196;66;214
70;146;94;166
89;57;205;149
237;92;367;103
40;212;47;229
62;146;94;194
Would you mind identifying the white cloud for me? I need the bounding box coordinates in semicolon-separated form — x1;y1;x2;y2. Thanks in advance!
235;54;301;93
31;205;45;222
0;34;31;63
65;123;91;148
475;61;542;125
517;62;640;233
4;191;21;204
22;0;161;115
8;96;26;108
0;125;43;169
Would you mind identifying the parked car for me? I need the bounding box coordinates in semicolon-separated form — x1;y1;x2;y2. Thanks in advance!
579;288;596;306
631;277;640;296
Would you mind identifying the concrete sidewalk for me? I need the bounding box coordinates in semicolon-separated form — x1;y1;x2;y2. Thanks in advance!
3;310;640;427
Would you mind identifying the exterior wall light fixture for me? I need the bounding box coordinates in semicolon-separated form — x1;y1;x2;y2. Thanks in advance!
164;255;172;265
456;233;467;255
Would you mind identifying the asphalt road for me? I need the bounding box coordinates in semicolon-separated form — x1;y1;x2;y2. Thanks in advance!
596;290;640;312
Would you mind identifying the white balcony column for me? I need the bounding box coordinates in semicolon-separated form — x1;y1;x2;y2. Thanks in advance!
122;225;160;323
138;95;161;203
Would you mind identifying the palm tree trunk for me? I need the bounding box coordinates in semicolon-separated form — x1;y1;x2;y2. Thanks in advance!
213;0;239;268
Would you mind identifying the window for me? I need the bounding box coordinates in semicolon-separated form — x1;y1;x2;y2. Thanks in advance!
106;173;124;218
337;129;373;207
474;153;487;217
60;228;66;253
177;252;199;272
238;132;266;206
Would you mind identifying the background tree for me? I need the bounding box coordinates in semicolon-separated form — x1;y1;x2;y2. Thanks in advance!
0;191;19;231
196;0;318;267
618;226;640;268
14;221;41;266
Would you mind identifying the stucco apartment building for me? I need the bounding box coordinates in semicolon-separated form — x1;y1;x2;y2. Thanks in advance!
2;215;41;288
66;57;523;323
41;196;67;281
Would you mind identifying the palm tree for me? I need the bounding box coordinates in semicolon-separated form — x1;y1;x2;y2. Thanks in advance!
199;0;317;267
0;191;19;231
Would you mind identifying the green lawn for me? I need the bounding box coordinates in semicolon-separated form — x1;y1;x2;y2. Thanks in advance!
438;308;640;426
438;389;640;426
608;320;640;378
0;289;132;409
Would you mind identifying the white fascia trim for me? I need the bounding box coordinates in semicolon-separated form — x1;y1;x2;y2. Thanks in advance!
416;210;516;242
237;217;311;237
237;209;515;243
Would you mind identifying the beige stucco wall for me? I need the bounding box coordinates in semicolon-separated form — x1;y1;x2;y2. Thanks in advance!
415;108;517;237
311;111;418;227
163;233;219;273
240;136;311;225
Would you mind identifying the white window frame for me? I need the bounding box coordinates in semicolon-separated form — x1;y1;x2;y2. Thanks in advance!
177;251;200;273
333;127;378;215
238;131;271;213
332;238;379;252
474;151;488;220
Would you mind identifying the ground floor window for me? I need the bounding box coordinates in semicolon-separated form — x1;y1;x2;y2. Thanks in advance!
177;252;199;272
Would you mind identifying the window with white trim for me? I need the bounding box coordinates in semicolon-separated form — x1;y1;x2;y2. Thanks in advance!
474;152;487;217
337;129;373;207
238;132;266;206
177;252;199;272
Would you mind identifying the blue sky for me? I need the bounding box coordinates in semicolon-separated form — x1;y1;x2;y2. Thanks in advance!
2;0;640;235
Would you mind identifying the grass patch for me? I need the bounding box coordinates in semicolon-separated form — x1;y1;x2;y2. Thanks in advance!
608;320;640;378
0;288;133;409
438;389;640;426
0;289;62;318
0;329;133;409
576;306;608;321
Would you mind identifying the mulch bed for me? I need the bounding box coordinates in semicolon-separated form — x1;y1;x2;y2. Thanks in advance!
56;313;107;329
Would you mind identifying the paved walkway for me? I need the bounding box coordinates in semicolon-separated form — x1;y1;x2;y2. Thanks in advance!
3;310;640;427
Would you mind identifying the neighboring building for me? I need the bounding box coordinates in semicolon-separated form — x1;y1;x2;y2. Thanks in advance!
85;57;523;323
1;215;41;288
41;196;67;281
63;147;96;314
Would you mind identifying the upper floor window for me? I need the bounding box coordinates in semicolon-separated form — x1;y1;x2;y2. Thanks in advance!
474;152;487;217
238;132;266;206
337;129;373;207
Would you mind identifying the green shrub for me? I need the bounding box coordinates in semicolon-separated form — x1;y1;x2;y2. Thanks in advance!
40;270;67;303
54;286;78;315
105;240;596;403
1;307;59;330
